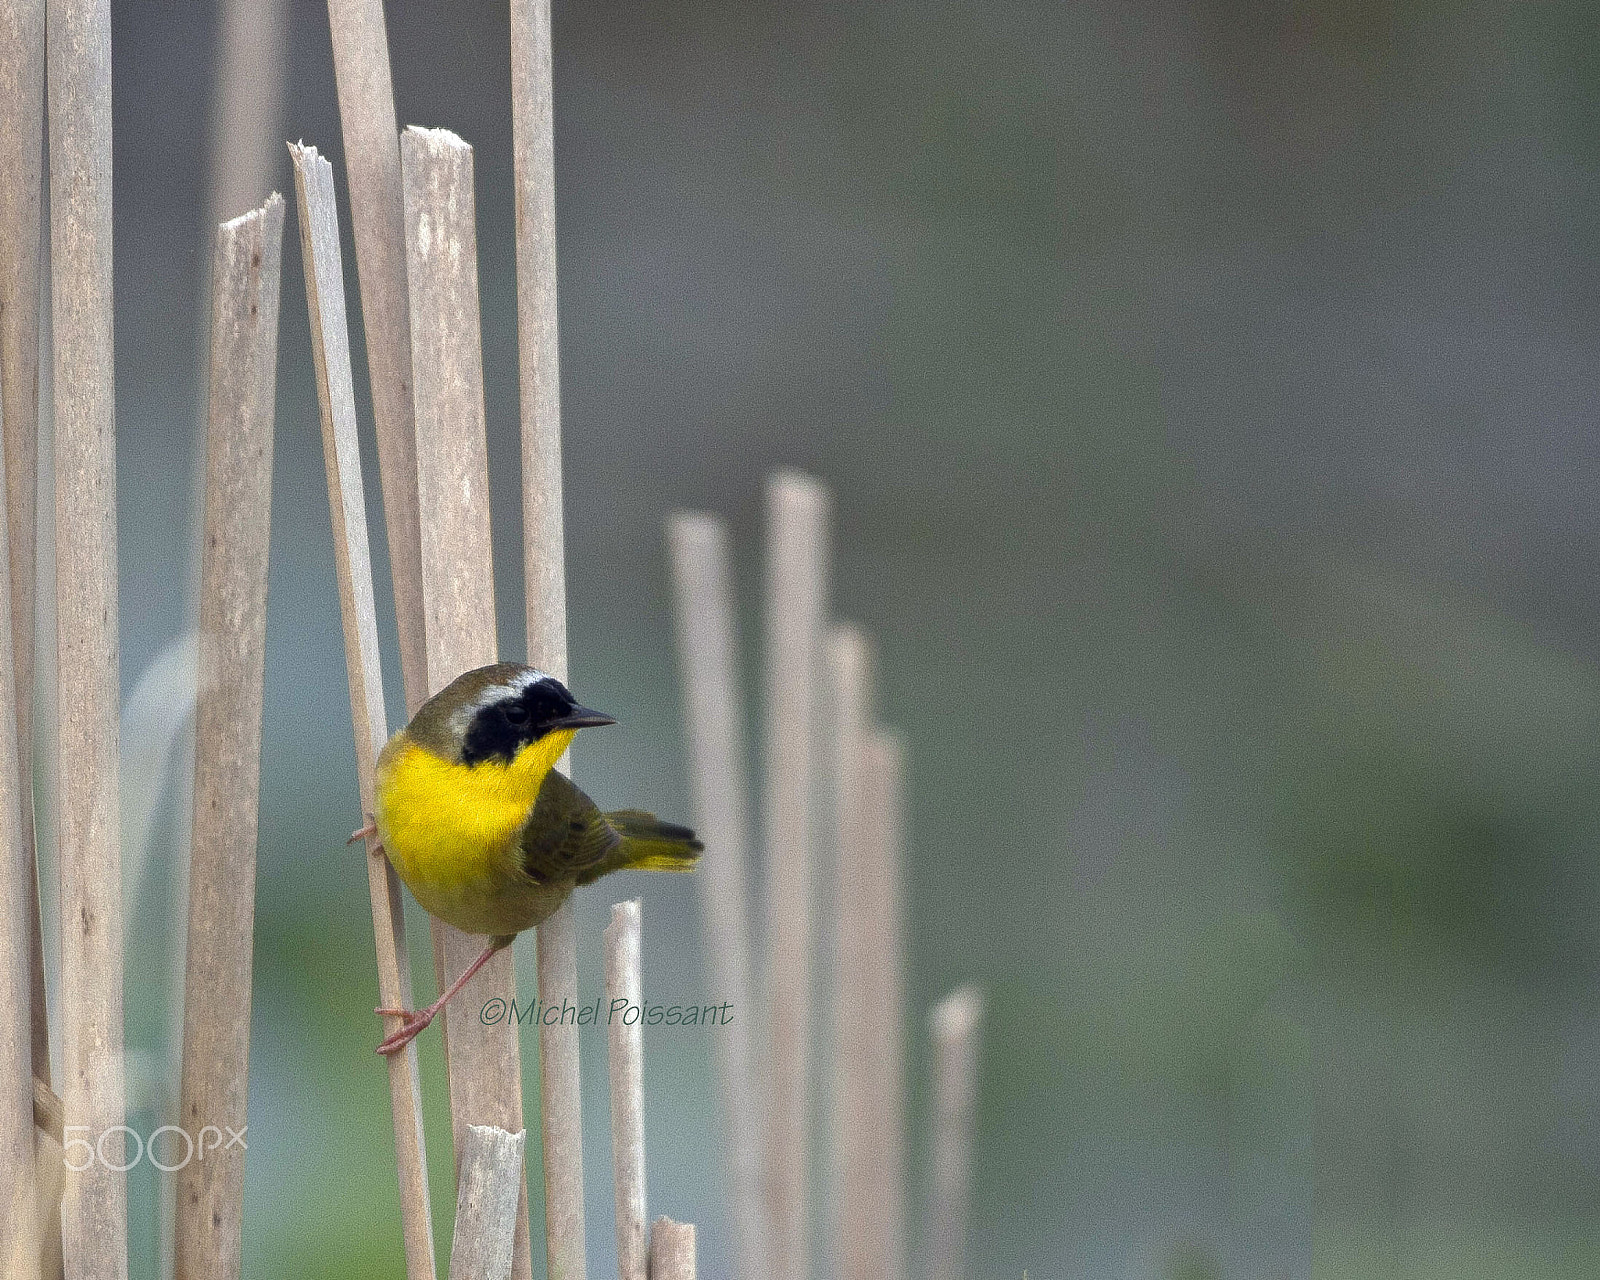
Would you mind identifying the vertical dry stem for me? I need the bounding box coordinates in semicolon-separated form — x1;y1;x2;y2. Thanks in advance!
173;195;283;1280
0;0;47;1093
510;0;565;670
763;470;830;1280
647;1217;697;1280
832;627;908;1280
0;314;39;1280
534;901;585;1280
927;986;984;1280
206;0;285;226
665;512;764;1280
325;0;427;711
449;1126;528;1280
402;125;533;1280
47;0;125;1272
833;715;908;1280
605;901;647;1280
290;142;436;1280
510;7;588;1274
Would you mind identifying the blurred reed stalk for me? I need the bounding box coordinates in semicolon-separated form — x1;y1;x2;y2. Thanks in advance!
449;1126;527;1280
604;901;647;1280
188;0;286;603
47;0;126;1272
508;6;590;1277
291;140;437;1280
828;628;909;1280
0;0;47;1105
665;512;765;1280
648;1217;697;1280
205;0;285;232
324;0;428;712
927;986;984;1280
763;469;831;1280
173;195;283;1280
401;125;535;1280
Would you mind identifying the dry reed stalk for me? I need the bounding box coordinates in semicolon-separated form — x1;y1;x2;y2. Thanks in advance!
182;0;287;670
841;722;908;1280
325;0;427;711
449;1126;528;1280
510;0;565;668
172;196;283;1280
604;901;647;1280
47;0;125;1273
290;142;437;1280
927;986;984;1280
763;470;830;1280
0;358;39;1280
533;899;585;1280
0;0;47;1097
828;628;908;1280
665;512;765;1280
825;626;870;1218
206;0;285;226
647;1217;697;1280
509;9;589;1276
402;125;533;1280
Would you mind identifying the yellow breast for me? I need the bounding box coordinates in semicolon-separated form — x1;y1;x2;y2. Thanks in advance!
373;728;577;935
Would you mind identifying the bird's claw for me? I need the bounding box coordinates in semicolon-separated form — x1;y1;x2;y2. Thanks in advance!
375;1006;434;1056
348;818;378;846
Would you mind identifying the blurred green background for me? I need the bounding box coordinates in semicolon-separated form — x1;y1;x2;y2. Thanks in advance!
42;0;1600;1275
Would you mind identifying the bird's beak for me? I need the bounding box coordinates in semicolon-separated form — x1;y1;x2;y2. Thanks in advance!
552;705;617;730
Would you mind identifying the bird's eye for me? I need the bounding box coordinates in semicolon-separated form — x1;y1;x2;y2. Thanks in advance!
503;703;530;725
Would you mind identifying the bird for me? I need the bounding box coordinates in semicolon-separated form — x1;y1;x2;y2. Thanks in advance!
357;661;702;1055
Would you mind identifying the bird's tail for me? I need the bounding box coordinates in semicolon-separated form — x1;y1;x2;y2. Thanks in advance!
577;810;703;884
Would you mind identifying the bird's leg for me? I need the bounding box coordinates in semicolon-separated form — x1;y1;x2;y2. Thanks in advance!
348;817;377;846
376;935;513;1056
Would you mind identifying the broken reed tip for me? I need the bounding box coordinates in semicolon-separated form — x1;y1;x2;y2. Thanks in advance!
931;984;985;1042
768;467;831;514
403;123;470;152
666;510;725;549
219;190;284;234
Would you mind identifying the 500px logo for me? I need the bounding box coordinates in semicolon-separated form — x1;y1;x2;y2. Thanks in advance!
62;1124;247;1173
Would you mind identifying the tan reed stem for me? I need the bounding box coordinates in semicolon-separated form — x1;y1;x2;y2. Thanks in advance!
533;898;585;1280
509;8;589;1277
290;141;437;1280
763;469;830;1280
0;304;39;1280
510;0;566;675
402;124;533;1280
647;1216;697;1280
449;1126;528;1280
927;986;984;1280
832;704;909;1280
665;511;765;1280
173;194;283;1280
47;0;125;1271
325;0;427;712
605;901;647;1280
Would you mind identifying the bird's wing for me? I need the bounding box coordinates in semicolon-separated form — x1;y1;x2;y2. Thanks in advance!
517;768;621;883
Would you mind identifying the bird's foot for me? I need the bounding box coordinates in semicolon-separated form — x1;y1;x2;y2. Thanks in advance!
348;818;378;846
375;1006;434;1056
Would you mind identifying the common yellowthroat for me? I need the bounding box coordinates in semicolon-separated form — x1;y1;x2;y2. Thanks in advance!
362;661;701;1055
